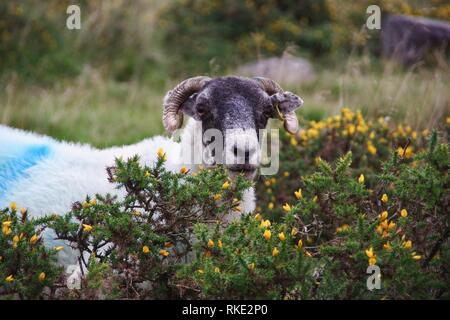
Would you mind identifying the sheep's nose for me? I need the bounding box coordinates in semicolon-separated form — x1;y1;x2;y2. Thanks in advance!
229;142;258;168
224;129;260;170
233;145;251;164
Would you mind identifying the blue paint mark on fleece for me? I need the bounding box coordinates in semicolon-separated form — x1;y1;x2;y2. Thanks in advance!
0;144;52;199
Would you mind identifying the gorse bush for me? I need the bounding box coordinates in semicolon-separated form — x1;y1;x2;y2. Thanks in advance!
1;112;449;299
182;139;449;299
0;205;61;299
48;151;251;299
257;108;439;219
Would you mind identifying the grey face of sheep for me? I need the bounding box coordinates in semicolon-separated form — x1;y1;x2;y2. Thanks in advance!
163;76;303;180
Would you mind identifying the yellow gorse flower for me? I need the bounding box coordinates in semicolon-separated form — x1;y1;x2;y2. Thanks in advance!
159;249;170;257
82;224;93;232
268;202;274;210
387;221;396;231
180;166;189;174
248;263;255;270
412;255;422;260
10;201;17;211
213;194;222;201
5;275;14;283
290;136;298;146
294;189;302;200
365;247;375;258
403;240;412;249
278;232;286;241
214;267;220;273
90;198;97;206
217;240;223;249
263;229;272;241
207;239;214;248
54;246;64;251
291;227;298;236
2;221;12;228
381;193;388;203
397;146;413;158
379;211;388;221
254;213;262;221
222;181;230;190
38;272;46;283
157;148;165;159
297;239;303;249
366;249;377;266
12;235;20;248
383;242;393;251
260;219;271;228
82;201;89;209
142;246;150;254
400;209;408;218
272;247;280;257
367;142;377;155
2;225;12;236
336;224;350;233
358;174;365;184
29;234;39;245
282;203;292;212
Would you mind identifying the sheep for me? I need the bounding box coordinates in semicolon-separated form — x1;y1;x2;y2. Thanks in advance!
0;76;303;286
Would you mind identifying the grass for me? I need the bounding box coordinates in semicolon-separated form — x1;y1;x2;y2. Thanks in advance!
1;55;448;148
0;68;167;148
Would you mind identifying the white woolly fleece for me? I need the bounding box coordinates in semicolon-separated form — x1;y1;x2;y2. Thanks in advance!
0;125;181;217
0;120;255;270
0;119;255;220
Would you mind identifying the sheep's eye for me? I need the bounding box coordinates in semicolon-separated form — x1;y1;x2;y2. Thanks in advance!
196;104;208;116
263;108;274;118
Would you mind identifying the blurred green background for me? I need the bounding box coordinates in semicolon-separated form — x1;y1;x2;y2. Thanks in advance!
0;0;449;147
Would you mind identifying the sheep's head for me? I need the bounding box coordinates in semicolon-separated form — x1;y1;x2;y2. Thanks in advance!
163;76;303;180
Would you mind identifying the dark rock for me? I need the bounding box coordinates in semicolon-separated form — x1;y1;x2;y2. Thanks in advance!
381;14;450;65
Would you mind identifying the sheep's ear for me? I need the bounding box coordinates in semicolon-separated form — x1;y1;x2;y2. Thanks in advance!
270;91;304;114
180;93;201;120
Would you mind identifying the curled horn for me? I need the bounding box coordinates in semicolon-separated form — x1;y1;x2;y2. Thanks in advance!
163;76;211;133
253;77;299;134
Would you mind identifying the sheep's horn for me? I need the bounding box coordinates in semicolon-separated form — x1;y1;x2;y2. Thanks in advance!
163;76;211;133
253;77;299;134
252;77;283;95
